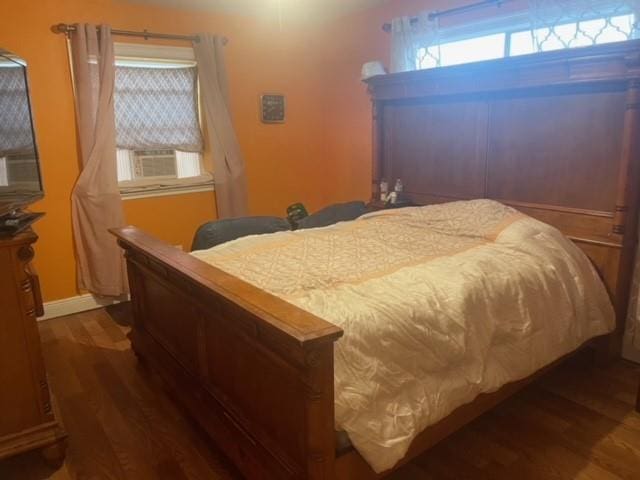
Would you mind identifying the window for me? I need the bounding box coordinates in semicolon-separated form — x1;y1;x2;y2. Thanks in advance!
417;13;636;70
113;43;212;199
419;33;507;69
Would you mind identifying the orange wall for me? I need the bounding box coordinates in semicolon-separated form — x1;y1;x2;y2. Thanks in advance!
0;0;332;301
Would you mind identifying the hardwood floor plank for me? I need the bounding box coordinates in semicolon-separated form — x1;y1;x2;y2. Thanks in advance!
94;311;129;344
470;404;617;479
155;458;190;480
444;426;519;468
542;376;640;431
57;318;156;480
60;393;128;480
388;463;438;480
39;333;84;399
525;388;640;479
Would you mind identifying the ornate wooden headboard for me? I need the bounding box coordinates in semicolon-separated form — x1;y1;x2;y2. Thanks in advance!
365;40;640;351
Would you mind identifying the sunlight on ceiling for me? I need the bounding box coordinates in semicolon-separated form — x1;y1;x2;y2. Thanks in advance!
124;0;389;21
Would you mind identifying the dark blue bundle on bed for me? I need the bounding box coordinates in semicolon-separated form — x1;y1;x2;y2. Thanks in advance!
191;201;368;251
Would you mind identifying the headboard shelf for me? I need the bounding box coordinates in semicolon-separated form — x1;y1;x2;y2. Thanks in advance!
365;40;640;353
367;40;640;100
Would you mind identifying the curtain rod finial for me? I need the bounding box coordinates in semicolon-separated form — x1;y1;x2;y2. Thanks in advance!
52;23;72;38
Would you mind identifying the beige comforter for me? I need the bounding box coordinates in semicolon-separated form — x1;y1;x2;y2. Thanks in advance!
192;199;614;473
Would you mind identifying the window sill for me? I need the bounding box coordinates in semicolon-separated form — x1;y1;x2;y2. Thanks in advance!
120;179;214;201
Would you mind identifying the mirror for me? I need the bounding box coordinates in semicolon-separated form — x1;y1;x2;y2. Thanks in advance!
0;49;43;216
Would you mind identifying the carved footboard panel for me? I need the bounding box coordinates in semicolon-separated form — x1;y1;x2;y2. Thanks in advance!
111;227;343;480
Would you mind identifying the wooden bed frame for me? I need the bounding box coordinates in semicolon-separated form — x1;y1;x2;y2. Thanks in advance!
111;40;640;479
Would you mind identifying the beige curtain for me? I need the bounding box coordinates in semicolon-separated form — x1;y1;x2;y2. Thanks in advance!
70;24;127;296
390;13;437;73
193;34;248;218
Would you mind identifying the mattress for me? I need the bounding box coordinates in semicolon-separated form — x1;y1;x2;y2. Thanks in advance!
192;199;615;473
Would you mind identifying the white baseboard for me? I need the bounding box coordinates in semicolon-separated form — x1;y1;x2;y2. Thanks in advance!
40;293;129;321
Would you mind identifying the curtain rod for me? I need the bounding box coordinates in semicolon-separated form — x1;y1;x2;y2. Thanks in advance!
51;23;228;45
382;0;509;33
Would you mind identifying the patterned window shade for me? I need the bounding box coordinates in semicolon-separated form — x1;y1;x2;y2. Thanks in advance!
114;66;203;152
529;0;640;51
0;66;35;157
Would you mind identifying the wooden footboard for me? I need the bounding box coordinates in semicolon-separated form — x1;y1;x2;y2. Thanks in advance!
111;227;343;479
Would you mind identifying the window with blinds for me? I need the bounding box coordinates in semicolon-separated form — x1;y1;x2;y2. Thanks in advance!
113;43;212;196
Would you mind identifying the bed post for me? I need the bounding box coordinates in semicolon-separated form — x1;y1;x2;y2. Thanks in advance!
370;93;384;202
614;78;640;238
304;343;338;479
604;77;640;358
590;76;640;362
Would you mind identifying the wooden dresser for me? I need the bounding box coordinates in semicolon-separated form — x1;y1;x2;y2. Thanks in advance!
0;231;66;463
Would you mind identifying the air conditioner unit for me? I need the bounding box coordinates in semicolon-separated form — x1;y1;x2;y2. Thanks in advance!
133;150;177;180
3;154;40;188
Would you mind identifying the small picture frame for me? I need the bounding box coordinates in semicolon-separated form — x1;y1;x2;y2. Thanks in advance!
260;94;285;123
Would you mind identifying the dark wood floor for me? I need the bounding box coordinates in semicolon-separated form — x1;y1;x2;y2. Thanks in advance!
1;308;639;479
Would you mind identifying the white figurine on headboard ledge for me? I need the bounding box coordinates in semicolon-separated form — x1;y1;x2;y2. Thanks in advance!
362;61;387;80
379;178;404;204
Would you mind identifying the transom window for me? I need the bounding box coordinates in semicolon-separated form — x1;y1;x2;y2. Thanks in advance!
418;13;636;70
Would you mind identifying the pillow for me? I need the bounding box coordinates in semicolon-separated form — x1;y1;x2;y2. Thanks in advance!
191;216;291;251
296;201;368;230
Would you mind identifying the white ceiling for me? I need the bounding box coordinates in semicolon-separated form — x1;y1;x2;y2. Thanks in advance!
125;0;388;20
